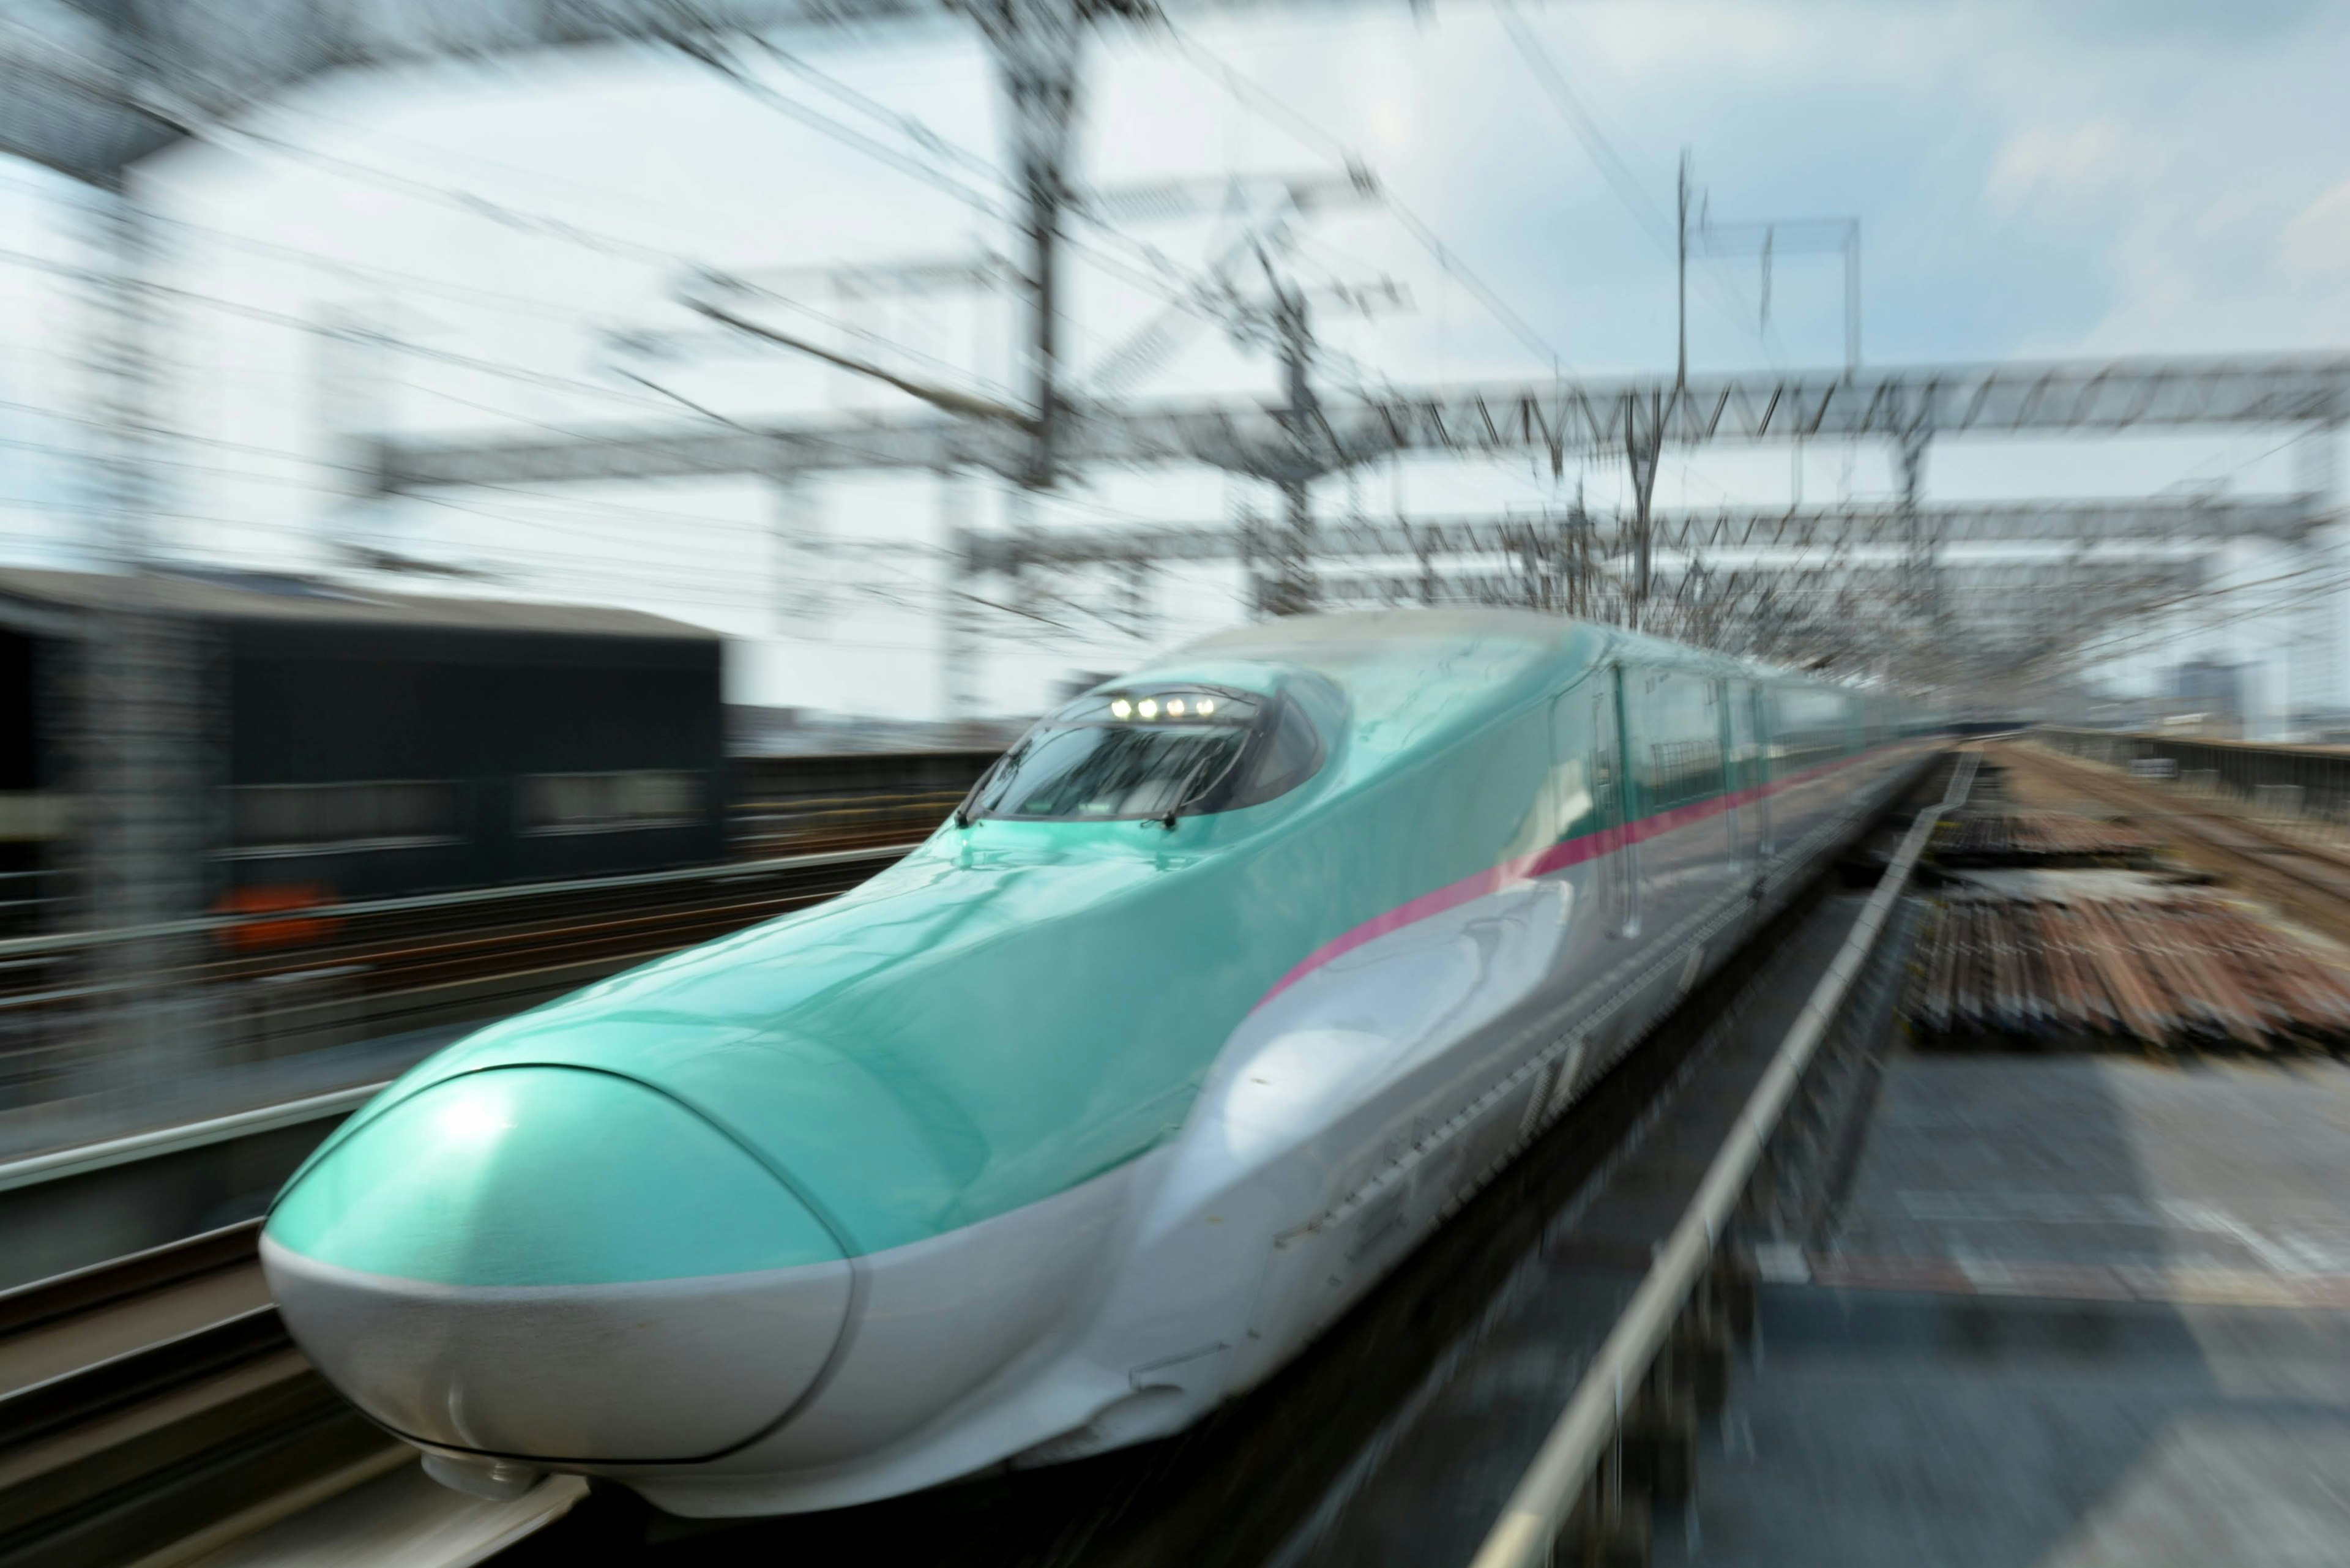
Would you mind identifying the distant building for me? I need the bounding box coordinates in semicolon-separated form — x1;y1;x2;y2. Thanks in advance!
0;568;726;914
2168;658;2248;739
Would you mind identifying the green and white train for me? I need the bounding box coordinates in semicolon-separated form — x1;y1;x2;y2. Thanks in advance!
262;608;1933;1516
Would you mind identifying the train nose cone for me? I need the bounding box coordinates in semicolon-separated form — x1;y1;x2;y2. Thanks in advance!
261;1066;851;1463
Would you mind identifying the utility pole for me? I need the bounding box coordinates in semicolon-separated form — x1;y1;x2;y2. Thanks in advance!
1845;222;1862;382
1231;247;1404;618
973;0;1084;490
1897;424;1934;630
1625;392;1663;630
1685;207;1863;380
938;472;982;733
2292;422;2343;731
1269;263;1318;616
77;179;213;1106
1676;149;1691;392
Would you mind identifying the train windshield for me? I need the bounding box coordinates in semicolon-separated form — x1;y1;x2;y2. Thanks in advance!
964;685;1319;824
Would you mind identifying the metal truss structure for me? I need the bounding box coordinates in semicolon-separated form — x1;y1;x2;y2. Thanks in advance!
375;354;2350;490
371;350;2345;714
1316;557;2201;686
957;496;2324;575
1;2;955;186
50;179;226;1100
960;504;2232;685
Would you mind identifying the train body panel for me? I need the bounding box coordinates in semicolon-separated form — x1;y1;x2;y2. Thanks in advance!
261;609;1937;1515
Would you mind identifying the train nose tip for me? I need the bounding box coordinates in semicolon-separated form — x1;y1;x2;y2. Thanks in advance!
261;1066;852;1463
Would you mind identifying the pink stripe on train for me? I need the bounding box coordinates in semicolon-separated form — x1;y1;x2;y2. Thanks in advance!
1253;743;1908;1009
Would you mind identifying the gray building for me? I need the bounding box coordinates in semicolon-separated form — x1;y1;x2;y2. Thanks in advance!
2169;657;2248;738
0;569;726;919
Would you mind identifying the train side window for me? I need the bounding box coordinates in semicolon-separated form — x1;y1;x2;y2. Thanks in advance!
1631;672;1724;815
1590;671;1624;832
1558;665;1638;938
1546;668;1622;845
1767;684;1848;777
1726;679;1763;794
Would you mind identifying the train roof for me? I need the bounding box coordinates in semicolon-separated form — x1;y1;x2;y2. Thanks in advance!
1182;608;1886;690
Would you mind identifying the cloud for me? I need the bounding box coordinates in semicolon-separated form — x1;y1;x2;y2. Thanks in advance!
1984;122;2149;225
2281;179;2350;277
2035;0;2326;42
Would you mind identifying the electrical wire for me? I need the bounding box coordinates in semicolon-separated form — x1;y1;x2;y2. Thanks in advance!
662;32;1013;221
1490;0;1786;369
0;395;849;545
0;243;696;419
670;26;1330;348
0;487;950;618
1160;23;1569;378
194;115;1234;410
2059;558;2350;667
742;34;1010;188
13;68;1414;431
0;168;621;330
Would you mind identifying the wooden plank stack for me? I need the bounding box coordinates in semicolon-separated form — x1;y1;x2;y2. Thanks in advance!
1936;810;2150;864
1906;894;2350;1053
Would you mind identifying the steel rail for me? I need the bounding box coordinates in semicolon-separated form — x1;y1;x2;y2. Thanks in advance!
2015;744;2350;914
1464;750;1977;1568
0;1219;259;1335
0;842;919;1189
0;1086;384;1195
0;842;911;963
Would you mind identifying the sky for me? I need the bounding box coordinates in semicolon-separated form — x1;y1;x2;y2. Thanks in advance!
2;0;2348;726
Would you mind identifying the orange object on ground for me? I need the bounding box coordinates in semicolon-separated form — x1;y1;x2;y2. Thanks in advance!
214;884;343;951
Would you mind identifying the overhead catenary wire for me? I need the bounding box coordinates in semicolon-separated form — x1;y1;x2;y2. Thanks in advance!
198;115;1278;399
0;401;950;572
2;375;1037;548
0;168;608;330
742;34;1012;189
29;105;1430;455
0;488;973;628
6;168;1010;401
0;244;700;420
1490;0;1674;250
660;31;1015;222
2056;561;2350;670
1160;23;1570;378
14;45;1425;443
657;19;1359;350
1490;0;1787;368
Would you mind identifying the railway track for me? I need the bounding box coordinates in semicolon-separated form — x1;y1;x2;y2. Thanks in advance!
0;1216;588;1568
0;835;925;1111
1999;740;2350;942
0;1220;368;1568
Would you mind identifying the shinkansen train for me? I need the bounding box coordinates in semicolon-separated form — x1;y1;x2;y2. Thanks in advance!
261;610;1934;1516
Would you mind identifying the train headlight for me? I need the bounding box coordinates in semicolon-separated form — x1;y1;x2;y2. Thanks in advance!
1110;699;1132;719
1167;698;1187;716
1138;698;1159;720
